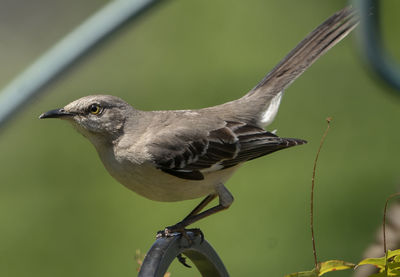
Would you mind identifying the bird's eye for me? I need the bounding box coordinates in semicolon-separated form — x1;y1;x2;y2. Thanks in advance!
88;104;101;115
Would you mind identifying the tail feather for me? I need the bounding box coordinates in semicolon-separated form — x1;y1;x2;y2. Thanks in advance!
223;6;359;127
245;6;358;100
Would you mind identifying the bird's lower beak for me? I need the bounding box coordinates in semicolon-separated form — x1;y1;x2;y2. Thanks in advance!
39;108;73;119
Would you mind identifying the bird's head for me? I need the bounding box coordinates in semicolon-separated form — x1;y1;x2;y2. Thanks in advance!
39;95;134;145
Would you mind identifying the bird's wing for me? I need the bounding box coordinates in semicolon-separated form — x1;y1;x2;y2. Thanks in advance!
148;121;306;180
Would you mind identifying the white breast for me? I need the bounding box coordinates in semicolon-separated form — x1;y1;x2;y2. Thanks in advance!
97;146;239;202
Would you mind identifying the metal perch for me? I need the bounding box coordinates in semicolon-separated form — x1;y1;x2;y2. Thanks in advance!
138;232;229;277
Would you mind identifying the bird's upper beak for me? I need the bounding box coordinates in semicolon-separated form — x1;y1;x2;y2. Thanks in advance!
39;108;73;119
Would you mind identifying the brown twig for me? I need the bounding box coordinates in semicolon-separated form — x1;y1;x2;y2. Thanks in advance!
311;117;332;270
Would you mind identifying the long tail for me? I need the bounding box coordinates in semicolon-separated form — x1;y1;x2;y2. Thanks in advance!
246;6;358;99
232;6;358;126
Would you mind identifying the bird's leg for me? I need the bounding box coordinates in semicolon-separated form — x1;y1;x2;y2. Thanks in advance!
183;194;217;220
167;194;217;241
158;184;233;239
156;194;216;240
157;185;233;268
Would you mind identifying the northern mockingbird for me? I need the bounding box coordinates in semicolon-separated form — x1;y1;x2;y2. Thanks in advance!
39;7;357;236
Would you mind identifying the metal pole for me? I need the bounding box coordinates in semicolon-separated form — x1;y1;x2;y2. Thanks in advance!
0;0;163;130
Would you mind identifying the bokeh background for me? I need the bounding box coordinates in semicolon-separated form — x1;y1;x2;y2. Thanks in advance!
1;0;399;276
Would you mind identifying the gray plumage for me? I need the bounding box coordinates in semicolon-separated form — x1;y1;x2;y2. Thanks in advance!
39;7;358;229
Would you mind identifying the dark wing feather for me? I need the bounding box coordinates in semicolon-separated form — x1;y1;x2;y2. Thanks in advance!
220;122;306;167
149;121;306;180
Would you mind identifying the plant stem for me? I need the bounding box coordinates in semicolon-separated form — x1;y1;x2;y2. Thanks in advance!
311;117;332;269
383;192;400;254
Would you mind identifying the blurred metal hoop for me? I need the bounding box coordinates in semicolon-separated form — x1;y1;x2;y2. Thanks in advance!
352;0;400;93
0;0;163;130
139;232;229;277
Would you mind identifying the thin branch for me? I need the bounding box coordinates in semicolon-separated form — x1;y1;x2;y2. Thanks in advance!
383;192;400;254
311;117;332;270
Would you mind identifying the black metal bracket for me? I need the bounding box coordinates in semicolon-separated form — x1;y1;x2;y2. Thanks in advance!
138;232;229;277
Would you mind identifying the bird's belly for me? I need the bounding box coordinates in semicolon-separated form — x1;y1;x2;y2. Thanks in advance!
102;158;238;202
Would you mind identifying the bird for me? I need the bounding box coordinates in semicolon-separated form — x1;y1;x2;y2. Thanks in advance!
39;7;358;237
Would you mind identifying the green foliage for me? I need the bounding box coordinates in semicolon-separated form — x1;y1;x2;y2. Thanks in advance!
285;260;355;276
285;251;400;276
357;250;400;276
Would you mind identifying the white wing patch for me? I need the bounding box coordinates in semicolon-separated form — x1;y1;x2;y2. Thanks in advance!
260;91;283;126
200;162;224;173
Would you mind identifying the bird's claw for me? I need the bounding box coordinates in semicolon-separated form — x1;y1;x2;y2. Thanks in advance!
156;225;204;269
156;225;204;244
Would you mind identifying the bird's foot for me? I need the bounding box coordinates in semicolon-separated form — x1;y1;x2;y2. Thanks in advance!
156;224;204;244
156;224;204;269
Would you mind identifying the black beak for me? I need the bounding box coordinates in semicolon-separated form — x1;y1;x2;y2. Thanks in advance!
39;108;73;119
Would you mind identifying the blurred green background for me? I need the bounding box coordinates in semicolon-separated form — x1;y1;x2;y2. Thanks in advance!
1;0;399;276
